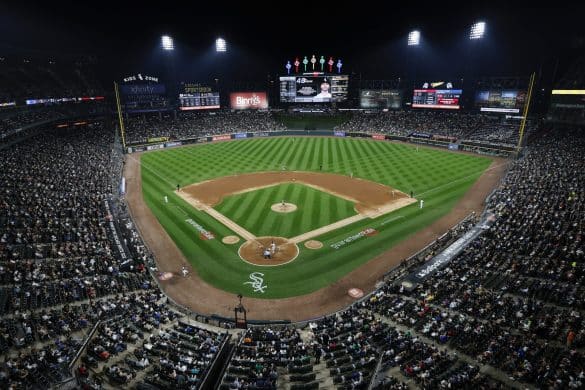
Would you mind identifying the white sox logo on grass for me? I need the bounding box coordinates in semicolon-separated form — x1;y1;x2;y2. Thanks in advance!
185;219;215;240
244;272;267;293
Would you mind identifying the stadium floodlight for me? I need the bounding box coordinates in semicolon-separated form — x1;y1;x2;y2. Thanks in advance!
408;30;420;46
216;38;227;52
469;22;486;40
161;35;174;51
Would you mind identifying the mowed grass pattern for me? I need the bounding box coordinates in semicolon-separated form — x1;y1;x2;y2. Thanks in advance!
215;183;357;238
140;137;493;298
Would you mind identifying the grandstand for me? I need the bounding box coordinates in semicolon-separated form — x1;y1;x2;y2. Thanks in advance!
0;5;583;390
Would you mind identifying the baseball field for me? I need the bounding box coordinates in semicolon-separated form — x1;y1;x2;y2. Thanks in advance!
135;137;494;300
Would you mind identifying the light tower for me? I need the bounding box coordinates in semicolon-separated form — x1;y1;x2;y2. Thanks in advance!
469;22;486;40
161;35;174;51
216;37;227;53
408;30;420;46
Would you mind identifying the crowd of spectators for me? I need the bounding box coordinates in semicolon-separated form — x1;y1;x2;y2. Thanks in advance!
334;111;536;147
125;111;286;144
1;91;583;389
0;56;103;103
123;109;538;148
220;327;303;390
217;126;583;389
362;127;584;388
0;120;230;389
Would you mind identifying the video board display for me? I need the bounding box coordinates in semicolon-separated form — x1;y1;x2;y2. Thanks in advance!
179;83;220;110
412;89;462;109
360;90;402;109
280;74;349;103
475;90;526;113
120;83;169;112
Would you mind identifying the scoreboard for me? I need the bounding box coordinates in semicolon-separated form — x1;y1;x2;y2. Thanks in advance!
360;90;402;109
280;74;349;103
412;89;462;109
475;90;526;113
179;83;220;110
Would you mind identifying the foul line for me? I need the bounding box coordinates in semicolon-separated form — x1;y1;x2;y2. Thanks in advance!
174;189;257;241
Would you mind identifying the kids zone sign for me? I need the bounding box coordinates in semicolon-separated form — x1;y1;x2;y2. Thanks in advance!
230;92;269;109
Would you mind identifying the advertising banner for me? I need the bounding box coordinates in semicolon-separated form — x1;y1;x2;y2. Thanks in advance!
147;136;169;143
230;92;269;109
372;134;386;140
212;135;231;141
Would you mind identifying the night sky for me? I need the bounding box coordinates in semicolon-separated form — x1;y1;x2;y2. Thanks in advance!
1;2;584;86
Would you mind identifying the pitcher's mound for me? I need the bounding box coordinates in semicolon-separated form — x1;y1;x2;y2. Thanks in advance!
239;236;299;266
304;240;323;249
271;202;297;213
222;235;240;244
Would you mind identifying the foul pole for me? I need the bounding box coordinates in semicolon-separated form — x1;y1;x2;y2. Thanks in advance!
516;72;536;154
114;82;127;150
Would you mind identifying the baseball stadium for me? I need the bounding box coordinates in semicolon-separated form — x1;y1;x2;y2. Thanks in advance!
0;4;584;390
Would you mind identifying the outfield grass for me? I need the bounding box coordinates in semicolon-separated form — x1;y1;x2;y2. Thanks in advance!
140;137;493;298
215;183;357;238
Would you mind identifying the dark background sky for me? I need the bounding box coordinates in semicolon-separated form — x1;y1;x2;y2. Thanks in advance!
1;2;584;87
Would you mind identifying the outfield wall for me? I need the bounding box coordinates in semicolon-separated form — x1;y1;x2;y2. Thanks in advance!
126;130;514;157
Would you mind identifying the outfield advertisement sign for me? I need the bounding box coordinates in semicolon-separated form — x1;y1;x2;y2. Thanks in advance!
410;132;432;139
334;131;346;137
212;135;231;141
148;136;169;143
146;144;164;151
372;134;386;140
253;132;270;137
229;92;269;110
234;133;248;139
165;141;182;148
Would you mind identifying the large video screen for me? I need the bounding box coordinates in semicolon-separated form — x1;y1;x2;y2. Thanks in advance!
360;90;402;109
120;83;169;112
475;90;526;113
412;89;462;109
179;83;220;110
280;74;349;103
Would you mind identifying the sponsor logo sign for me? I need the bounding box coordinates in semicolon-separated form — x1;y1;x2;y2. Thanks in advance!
334;131;346;137
230;92;269;109
331;228;378;250
185;219;215;240
148;136;169;143
212;135;231;141
234;133;248;139
146;144;164;151
372;134;385;140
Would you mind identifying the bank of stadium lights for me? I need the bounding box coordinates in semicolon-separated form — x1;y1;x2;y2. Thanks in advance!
216;38;227;52
161;35;174;51
408;30;420;46
469;22;486;40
